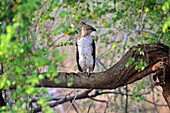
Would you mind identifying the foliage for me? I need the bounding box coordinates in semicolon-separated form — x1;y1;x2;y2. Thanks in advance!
0;0;169;112
0;0;65;112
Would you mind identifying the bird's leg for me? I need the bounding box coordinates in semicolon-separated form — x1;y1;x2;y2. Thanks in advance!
86;68;90;77
88;72;90;76
83;69;87;74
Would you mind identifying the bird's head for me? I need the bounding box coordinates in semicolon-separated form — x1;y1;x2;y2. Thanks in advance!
80;21;96;37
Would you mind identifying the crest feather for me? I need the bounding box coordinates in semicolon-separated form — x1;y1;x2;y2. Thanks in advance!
80;21;86;26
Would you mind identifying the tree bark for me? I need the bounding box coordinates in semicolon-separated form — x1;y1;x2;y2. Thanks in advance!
8;43;170;108
31;43;169;88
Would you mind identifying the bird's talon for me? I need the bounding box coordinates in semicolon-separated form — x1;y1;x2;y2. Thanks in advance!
88;72;90;77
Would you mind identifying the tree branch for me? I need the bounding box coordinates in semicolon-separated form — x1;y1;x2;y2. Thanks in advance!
30;43;169;90
7;43;169;90
33;89;92;112
33;89;168;112
7;43;170;111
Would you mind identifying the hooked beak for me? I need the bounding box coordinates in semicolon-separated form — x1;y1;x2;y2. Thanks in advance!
92;28;96;31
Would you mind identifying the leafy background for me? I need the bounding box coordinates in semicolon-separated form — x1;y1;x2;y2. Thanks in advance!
0;0;169;112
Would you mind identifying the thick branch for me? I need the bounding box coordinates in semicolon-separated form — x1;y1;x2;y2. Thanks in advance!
30;43;169;89
33;43;170;112
8;43;170;112
7;43;169;90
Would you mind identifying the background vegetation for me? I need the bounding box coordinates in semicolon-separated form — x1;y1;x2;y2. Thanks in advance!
0;0;169;112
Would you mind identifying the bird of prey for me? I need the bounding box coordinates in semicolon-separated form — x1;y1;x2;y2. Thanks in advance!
76;21;96;75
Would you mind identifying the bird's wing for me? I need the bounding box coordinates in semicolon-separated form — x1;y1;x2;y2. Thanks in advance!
92;39;96;71
76;41;83;72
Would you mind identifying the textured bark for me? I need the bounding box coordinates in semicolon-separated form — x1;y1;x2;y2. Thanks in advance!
159;60;170;108
162;82;170;109
32;43;169;89
8;43;170;108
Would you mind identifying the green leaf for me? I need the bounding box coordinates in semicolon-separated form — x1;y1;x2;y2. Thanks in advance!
112;43;116;48
38;74;44;80
131;96;136;101
137;96;145;102
135;65;139;70
125;57;135;67
26;86;35;95
144;7;149;13
141;66;145;71
67;77;73;87
59;11;66;18
67;82;73;87
130;37;134;42
162;2;169;11
132;92;137;96
54;78;60;84
69;42;73;46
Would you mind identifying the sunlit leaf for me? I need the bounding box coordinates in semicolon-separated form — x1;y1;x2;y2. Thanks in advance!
102;18;105;23
64;31;69;36
12;4;18;12
142;33;147;37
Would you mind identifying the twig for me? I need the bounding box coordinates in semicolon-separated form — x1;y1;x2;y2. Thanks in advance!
98;13;114;39
150;75;159;113
88;97;107;103
33;89;168;112
103;95;112;113
118;88;124;108
136;103;139;113
125;85;128;113
33;89;93;112
143;99;168;107
122;29;155;56
65;89;76;97
96;59;102;72
66;94;77;113
49;35;65;48
71;102;79;113
87;102;93;113
96;58;107;70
